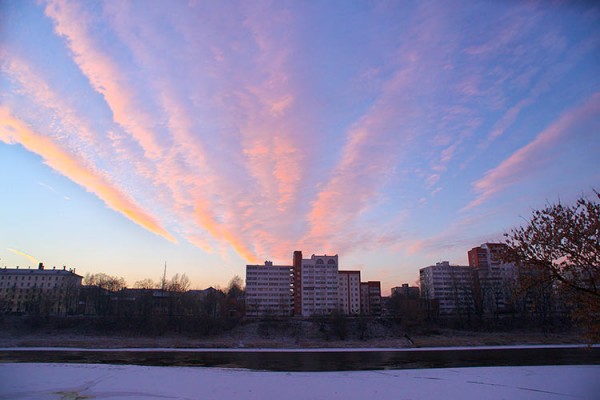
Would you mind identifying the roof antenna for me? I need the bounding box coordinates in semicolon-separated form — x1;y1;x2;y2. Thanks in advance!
161;261;167;290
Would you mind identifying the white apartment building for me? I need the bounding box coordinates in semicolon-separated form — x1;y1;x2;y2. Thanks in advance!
338;270;361;315
0;264;82;315
300;254;339;316
419;261;474;316
468;243;518;314
245;261;293;317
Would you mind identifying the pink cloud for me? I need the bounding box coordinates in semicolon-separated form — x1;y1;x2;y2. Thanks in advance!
0;108;174;242
45;0;163;159
464;92;600;210
99;0;308;261
300;69;416;252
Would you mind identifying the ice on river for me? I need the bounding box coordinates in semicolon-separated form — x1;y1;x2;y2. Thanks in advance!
0;363;598;400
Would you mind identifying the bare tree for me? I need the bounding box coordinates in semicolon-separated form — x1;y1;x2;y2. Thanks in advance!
226;275;244;298
83;273;127;316
134;279;158;289
503;192;599;339
84;273;127;292
224;275;245;317
164;273;190;293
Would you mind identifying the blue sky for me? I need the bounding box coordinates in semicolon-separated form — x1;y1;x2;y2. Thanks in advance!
1;0;599;293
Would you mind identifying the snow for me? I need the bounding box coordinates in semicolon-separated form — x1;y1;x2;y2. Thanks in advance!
1;363;598;400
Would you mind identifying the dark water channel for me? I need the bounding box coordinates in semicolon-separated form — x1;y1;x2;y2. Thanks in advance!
1;346;598;371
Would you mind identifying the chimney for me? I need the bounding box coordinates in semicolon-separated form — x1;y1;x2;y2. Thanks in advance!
38;262;45;270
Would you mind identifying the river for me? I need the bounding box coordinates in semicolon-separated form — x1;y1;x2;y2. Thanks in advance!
1;345;598;371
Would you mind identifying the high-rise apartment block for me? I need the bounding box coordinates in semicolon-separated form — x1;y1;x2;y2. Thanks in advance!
246;251;382;317
292;250;302;316
420;244;520;317
245;261;293;317
338;270;361;315
468;243;518;314
360;281;382;315
298;253;339;316
419;261;474;315
391;284;420;299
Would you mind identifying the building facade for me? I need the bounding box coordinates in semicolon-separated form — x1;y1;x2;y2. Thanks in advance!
468;243;518;314
298;253;339;316
391;284;420;299
360;281;382;315
419;261;474;316
0;264;82;315
247;251;380;317
292;250;302;316
338;270;361;315
245;261;293;317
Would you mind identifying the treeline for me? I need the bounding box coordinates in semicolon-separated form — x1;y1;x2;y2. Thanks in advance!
81;273;243;315
2;273;246;336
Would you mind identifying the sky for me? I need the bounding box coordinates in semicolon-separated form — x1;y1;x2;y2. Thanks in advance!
0;0;599;295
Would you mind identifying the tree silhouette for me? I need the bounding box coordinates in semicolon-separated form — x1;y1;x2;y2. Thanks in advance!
503;191;599;339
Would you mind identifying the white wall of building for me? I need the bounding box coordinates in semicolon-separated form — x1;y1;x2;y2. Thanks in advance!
301;255;339;316
0;267;82;314
419;261;474;315
245;262;293;317
338;270;361;315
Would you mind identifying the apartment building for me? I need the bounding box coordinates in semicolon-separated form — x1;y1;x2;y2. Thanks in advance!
391;284;420;299
297;253;339;317
0;263;82;315
245;261;293;317
468;243;518;314
419;261;474;316
338;270;361;315
249;251;379;317
360;281;382;315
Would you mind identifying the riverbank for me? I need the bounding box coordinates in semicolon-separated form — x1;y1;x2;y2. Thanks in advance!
0;329;586;349
1;315;588;349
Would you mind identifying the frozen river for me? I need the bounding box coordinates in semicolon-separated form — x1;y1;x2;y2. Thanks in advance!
1;363;598;400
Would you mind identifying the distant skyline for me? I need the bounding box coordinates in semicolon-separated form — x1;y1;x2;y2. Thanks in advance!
1;0;599;294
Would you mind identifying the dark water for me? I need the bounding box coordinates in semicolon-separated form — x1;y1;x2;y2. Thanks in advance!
1;346;598;371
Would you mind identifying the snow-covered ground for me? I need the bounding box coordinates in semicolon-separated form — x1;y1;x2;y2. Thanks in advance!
0;363;598;400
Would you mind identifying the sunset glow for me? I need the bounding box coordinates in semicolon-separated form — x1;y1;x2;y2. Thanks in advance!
1;0;598;293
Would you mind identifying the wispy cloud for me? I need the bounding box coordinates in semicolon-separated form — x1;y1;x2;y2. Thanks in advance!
464;92;600;210
45;0;163;160
7;248;38;265
0;108;175;242
38;182;57;193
